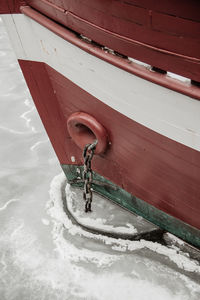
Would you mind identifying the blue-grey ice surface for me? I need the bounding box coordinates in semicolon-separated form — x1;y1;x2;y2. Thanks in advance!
0;18;200;300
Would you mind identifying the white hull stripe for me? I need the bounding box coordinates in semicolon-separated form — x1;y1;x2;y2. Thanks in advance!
2;14;200;152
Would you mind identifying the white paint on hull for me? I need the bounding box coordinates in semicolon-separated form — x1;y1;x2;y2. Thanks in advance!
2;14;200;151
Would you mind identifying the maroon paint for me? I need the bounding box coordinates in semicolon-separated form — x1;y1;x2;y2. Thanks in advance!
0;0;10;13
24;0;200;82
18;59;200;231
0;0;25;13
67;112;108;154
124;0;200;21
18;60;68;162
20;6;200;101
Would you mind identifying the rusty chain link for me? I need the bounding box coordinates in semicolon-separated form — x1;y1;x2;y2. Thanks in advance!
82;140;97;212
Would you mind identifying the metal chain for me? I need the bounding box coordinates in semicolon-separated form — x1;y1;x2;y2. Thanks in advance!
82;140;97;212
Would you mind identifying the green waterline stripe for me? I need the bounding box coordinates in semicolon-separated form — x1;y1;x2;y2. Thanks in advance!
61;164;200;248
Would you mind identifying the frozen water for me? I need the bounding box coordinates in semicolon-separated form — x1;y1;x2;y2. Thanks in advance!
0;17;200;300
66;184;144;236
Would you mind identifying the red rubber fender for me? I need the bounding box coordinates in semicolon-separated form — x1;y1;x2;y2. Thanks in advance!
67;112;108;154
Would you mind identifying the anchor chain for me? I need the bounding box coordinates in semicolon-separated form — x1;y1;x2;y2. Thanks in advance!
82;140;97;212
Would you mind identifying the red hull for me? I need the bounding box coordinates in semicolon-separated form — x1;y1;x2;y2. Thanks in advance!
0;0;26;13
19;59;200;232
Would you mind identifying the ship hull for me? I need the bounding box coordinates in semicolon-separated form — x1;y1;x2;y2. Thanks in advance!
18;57;200;247
1;2;200;247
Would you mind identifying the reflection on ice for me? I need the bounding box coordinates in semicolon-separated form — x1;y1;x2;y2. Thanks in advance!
30;140;48;151
0;125;32;135
20;106;37;133
0;198;19;211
